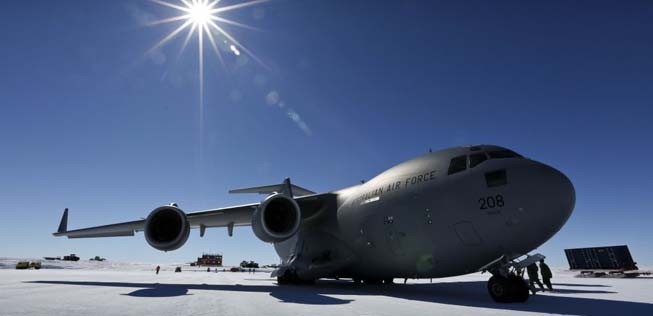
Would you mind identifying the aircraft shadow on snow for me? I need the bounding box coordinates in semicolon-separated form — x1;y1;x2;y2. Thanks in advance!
28;279;653;315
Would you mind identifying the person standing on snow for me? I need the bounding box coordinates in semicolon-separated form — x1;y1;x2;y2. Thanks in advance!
539;259;553;291
527;262;544;294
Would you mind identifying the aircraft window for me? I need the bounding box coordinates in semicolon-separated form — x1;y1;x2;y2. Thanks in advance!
485;169;507;187
488;150;522;159
448;155;467;175
469;153;488;168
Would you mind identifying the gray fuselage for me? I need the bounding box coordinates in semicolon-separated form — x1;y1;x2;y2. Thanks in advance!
276;145;575;280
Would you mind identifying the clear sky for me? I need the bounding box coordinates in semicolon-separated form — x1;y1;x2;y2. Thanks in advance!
1;0;652;267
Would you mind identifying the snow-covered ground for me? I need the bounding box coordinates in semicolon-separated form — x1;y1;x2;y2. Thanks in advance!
1;259;652;316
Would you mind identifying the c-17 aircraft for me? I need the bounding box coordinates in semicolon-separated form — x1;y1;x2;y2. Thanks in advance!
54;145;574;303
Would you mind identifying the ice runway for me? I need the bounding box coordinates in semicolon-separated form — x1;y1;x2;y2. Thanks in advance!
1;263;652;316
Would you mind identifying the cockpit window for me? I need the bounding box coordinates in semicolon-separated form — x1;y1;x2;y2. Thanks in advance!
486;169;507;187
448;155;467;175
487;150;522;159
469;153;488;168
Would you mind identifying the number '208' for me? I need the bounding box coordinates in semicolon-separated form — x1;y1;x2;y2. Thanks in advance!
479;194;504;209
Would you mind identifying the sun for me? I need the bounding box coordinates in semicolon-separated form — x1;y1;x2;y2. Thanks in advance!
147;0;268;151
188;1;212;26
148;0;268;91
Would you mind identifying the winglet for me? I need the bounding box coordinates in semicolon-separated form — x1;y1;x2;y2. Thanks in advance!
56;208;68;234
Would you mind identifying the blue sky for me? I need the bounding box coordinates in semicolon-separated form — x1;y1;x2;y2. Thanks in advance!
1;0;652;267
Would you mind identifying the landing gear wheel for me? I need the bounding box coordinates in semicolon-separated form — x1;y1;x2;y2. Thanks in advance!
488;275;530;303
363;278;382;285
277;273;292;285
508;275;529;302
488;276;511;303
277;270;313;285
277;275;289;285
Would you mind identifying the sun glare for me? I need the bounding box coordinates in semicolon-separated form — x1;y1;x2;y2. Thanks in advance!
147;0;268;152
188;1;212;26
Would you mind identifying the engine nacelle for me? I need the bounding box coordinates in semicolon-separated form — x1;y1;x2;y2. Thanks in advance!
251;193;301;243
144;205;190;251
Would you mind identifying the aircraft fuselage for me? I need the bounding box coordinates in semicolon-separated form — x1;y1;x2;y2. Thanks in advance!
276;145;575;281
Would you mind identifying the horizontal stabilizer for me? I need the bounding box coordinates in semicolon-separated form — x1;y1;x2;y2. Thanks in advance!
229;178;315;197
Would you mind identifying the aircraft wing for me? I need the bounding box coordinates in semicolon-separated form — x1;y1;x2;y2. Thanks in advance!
53;193;334;239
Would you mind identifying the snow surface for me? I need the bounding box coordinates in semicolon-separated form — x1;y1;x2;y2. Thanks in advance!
1;259;652;316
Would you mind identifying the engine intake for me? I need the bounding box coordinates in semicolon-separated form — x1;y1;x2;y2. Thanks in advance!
144;205;190;251
252;193;301;243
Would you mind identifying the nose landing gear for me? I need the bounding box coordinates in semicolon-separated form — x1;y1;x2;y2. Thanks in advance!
481;253;545;303
488;275;529;303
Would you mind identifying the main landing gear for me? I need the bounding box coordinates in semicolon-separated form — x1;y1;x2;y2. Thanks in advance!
352;278;394;285
276;269;315;285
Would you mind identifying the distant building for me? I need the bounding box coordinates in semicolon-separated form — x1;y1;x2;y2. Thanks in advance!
196;253;223;267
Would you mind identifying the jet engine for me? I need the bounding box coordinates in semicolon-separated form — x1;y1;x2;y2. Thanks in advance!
252;193;301;243
144;205;190;251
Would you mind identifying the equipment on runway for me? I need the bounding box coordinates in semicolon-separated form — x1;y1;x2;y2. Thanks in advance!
52;145;576;303
15;261;30;269
565;245;649;278
15;261;41;270
62;254;80;261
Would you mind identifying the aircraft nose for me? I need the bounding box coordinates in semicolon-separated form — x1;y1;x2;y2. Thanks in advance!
492;159;575;255
532;163;575;234
552;167;575;223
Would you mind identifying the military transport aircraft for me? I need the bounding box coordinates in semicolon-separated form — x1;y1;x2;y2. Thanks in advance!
54;145;575;303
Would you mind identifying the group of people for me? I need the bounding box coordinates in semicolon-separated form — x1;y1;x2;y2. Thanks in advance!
526;259;553;294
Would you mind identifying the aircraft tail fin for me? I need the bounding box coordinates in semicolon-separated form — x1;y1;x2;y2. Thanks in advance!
57;208;69;234
229;178;315;197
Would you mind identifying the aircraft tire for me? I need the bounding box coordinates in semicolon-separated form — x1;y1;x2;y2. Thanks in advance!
277;270;314;285
488;276;512;303
363;278;383;285
508;275;530;302
277;275;291;285
277;269;297;285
